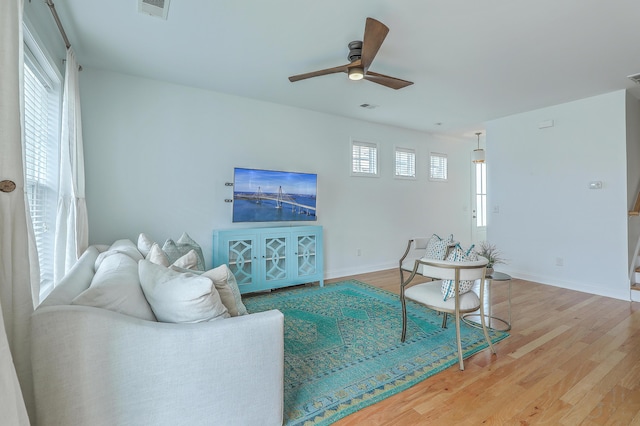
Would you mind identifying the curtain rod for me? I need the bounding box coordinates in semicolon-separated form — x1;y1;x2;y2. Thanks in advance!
45;0;71;49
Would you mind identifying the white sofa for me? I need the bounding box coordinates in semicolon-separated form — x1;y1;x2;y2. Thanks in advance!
31;243;284;426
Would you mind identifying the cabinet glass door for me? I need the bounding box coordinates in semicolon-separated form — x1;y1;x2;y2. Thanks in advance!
296;234;317;277
264;235;287;282
227;239;254;286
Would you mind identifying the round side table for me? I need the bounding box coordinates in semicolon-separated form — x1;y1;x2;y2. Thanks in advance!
462;271;512;331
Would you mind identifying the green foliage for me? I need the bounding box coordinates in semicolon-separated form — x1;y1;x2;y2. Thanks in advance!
477;241;506;268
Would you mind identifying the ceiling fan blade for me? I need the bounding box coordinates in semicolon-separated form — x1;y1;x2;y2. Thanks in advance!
364;71;414;90
360;18;389;72
289;64;350;82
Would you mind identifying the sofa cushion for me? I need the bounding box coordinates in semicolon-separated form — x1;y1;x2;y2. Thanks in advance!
138;260;230;323
72;252;156;321
40;246;100;307
95;239;144;270
202;265;248;317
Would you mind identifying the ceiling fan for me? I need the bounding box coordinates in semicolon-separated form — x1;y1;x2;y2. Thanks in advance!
288;17;414;90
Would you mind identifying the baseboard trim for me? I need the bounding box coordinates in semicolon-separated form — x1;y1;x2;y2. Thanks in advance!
501;269;631;302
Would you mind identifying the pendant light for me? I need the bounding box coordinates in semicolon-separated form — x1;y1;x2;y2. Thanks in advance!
472;132;485;164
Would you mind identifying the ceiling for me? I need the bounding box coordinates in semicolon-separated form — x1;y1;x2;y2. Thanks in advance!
53;0;640;138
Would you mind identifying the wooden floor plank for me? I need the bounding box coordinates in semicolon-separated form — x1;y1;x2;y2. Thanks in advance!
325;268;640;425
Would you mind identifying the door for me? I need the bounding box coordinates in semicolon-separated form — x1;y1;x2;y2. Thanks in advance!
471;161;487;244
225;235;257;290
292;231;319;280
261;232;289;286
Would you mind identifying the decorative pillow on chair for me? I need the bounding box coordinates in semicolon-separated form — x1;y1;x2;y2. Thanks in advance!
441;243;479;300
425;234;453;260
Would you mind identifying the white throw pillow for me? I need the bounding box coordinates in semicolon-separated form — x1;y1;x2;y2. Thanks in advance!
146;243;170;267
202;265;248;317
162;233;206;271
95;239;144;269
172;249;199;270
72;252;156;321
138;260;230;323
137;233;155;257
147;244;199;270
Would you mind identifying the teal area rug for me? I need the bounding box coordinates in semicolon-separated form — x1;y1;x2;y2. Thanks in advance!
243;280;509;426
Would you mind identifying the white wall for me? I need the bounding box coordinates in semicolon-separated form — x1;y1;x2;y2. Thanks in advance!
79;68;476;279
486;90;630;300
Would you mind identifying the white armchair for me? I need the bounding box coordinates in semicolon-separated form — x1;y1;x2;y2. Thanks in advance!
400;256;495;370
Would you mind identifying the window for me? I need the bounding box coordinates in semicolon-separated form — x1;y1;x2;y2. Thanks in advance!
395;147;416;179
429;153;448;181
351;140;379;176
23;31;61;299
475;162;487;227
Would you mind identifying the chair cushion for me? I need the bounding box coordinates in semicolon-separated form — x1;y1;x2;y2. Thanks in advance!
405;280;480;313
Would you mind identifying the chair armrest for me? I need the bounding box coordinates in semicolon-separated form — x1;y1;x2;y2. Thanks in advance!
398;239;415;269
31;306;284;426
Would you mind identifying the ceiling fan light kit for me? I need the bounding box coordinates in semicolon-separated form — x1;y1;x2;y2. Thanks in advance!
288;17;413;90
348;67;364;81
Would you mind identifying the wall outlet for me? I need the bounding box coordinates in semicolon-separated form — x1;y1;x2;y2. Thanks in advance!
555;257;564;267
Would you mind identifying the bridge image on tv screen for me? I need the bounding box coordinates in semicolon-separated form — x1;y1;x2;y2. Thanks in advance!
232;167;317;223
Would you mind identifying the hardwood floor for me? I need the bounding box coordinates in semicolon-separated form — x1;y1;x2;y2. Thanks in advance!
324;269;640;425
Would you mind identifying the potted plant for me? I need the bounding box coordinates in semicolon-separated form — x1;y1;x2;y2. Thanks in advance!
476;241;506;275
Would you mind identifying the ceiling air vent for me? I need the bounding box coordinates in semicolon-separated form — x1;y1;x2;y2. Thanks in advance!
138;0;170;20
628;73;640;84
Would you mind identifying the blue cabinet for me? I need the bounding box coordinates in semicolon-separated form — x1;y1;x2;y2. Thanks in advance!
213;225;324;294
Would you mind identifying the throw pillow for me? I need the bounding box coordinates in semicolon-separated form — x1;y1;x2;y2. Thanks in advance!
146;243;170;267
95;239;144;269
202;264;248;317
138;260;230;323
148;243;200;270
72;252;157;321
425;233;453;260
441;243;479;301
172;249;199;270
162;233;205;271
137;233;155;258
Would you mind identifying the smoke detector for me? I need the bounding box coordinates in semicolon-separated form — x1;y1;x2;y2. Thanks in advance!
138;0;170;20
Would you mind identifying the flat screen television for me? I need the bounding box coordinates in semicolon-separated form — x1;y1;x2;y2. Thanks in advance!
233;167;317;223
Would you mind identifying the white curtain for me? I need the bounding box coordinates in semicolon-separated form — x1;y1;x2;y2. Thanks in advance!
0;0;36;423
54;48;88;283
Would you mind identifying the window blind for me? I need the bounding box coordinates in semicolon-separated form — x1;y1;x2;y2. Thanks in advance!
429;153;448;181
352;141;378;175
395;148;415;178
24;51;59;296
